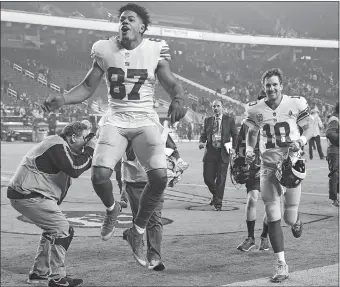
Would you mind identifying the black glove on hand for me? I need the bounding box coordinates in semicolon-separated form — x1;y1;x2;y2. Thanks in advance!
168;96;187;124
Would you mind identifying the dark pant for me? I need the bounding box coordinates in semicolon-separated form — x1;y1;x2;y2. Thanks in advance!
114;160;122;193
309;135;324;159
125;181;163;261
203;149;229;207
327;153;339;201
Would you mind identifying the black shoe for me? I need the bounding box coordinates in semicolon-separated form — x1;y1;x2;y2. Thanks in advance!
291;214;303;238
27;272;48;284
148;259;165;271
48;277;83;287
214;206;222;211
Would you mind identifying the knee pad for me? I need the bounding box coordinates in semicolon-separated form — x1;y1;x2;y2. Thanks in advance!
91;167;112;185
147;169;168;191
283;205;299;226
43;226;74;251
265;201;281;222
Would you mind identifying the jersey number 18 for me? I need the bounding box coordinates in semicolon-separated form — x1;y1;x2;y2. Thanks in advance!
263;122;291;148
108;67;148;100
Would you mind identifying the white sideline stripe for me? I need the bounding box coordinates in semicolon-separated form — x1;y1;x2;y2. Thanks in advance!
1;170;328;196
221;263;339;286
171;137;327;143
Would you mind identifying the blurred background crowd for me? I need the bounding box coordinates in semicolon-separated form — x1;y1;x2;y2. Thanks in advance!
1;2;338;142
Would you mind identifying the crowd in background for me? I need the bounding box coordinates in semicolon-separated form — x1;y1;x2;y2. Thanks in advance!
1;2;338;142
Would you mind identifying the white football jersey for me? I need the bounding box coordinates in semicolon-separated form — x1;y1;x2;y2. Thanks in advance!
91;37;170;113
244;94;310;168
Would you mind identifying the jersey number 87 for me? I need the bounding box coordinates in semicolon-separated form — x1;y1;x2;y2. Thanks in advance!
107;67;148;100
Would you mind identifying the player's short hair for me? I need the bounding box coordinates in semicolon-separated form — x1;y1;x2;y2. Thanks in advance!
118;3;151;34
257;89;267;100
335;102;339;114
213;99;223;106
261;68;284;85
60;122;88;139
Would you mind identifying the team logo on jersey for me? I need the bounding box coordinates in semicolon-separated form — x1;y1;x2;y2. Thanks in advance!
17;211;173;229
125;62;130;66
289;110;293;116
124;52;130;58
256;114;263;122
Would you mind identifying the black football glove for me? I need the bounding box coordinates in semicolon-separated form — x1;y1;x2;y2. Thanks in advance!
41;94;65;113
168;96;187;124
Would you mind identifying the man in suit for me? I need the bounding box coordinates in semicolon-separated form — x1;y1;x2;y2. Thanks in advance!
199;99;238;211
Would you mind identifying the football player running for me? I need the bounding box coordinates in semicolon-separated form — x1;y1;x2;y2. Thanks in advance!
244;69;313;282
42;3;187;266
235;91;269;252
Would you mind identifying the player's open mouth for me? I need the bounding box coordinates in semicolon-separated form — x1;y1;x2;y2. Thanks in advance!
121;26;130;33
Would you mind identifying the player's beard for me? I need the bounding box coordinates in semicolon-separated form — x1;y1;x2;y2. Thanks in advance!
267;90;281;102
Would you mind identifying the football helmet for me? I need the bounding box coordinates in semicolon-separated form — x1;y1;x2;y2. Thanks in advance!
230;154;250;185
275;149;306;188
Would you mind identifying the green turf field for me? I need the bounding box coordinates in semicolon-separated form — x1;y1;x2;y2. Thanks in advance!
1;141;338;286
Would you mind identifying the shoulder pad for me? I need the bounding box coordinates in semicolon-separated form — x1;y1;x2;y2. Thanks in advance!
147;38;163;43
248;101;258;107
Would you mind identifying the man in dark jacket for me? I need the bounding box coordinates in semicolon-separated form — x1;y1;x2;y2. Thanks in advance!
326;102;339;207
199;99;238;211
7;121;97;287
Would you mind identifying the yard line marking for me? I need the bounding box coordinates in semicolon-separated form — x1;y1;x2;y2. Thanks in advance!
1;170;328;196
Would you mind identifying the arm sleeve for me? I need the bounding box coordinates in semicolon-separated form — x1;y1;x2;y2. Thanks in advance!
296;97;311;127
199;118;208;143
318;116;324;129
243;103;260;132
91;41;105;71
326;120;339;147
159;40;171;62
230;117;238;149
48;144;94;178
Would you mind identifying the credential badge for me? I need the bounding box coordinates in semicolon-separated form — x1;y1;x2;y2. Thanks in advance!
111;74;118;82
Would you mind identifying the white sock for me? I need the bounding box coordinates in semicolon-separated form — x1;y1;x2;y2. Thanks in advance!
275;251;286;263
106;202;115;212
134;224;145;234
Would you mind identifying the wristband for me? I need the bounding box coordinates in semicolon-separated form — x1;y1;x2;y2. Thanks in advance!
246;146;254;154
299;136;307;146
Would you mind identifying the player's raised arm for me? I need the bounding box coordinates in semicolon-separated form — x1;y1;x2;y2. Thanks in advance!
42;60;104;112
156;59;187;124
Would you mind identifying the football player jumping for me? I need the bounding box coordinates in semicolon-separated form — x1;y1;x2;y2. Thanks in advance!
235;91;269;252
244;68;314;282
42;3;187;267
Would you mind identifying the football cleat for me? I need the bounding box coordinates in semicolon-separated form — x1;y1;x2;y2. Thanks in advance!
101;202;121;241
259;237;270;251
237;237;255;252
123;226;147;267
271;261;289;282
